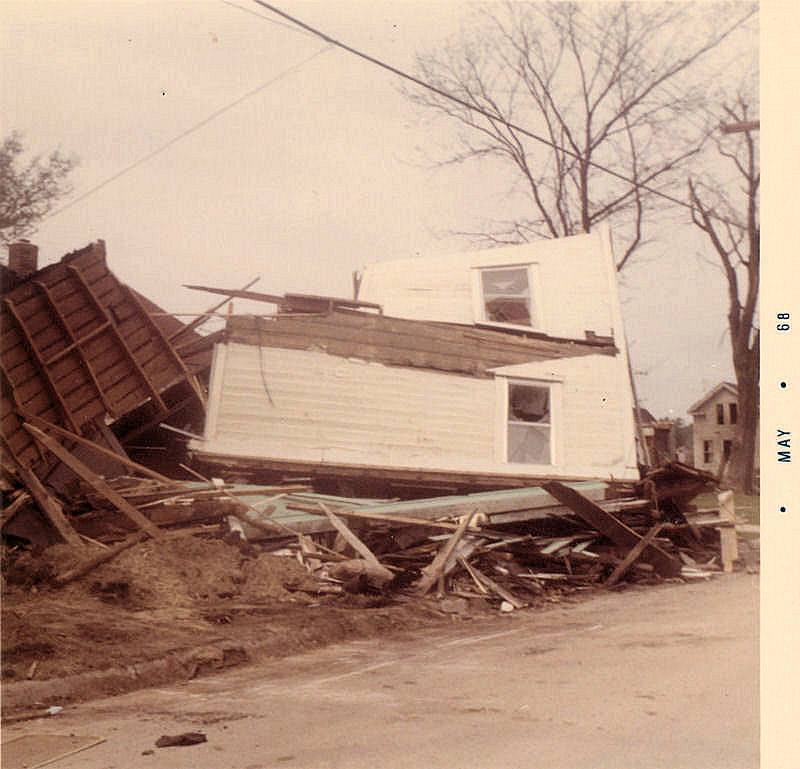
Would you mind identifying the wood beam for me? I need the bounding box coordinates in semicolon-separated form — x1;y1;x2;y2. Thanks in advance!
541;481;681;577
23;423;163;539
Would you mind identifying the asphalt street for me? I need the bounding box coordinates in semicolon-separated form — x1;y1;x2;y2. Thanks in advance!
2;573;759;769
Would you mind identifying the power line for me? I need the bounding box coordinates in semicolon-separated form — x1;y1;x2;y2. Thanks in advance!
250;0;755;231
220;0;318;40
44;45;332;222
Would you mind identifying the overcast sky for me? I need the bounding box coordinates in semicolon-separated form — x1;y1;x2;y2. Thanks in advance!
1;0;764;419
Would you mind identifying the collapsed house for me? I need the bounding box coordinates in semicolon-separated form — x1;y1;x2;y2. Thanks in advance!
189;225;640;496
1;235;744;617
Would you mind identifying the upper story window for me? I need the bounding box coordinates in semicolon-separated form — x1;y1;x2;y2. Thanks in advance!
475;264;540;330
716;403;725;425
729;402;738;424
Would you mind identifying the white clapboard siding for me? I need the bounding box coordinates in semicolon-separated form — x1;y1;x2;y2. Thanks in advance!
358;226;617;341
194;344;639;480
201;344;496;468
492;355;638;474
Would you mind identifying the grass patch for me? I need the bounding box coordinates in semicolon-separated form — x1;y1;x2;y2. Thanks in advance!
692;491;760;525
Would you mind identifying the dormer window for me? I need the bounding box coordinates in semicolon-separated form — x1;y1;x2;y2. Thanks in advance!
474;264;541;331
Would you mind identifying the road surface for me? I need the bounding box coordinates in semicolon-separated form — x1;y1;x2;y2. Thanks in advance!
2;573;759;769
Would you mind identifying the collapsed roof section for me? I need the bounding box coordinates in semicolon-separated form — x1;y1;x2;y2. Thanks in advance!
1;241;207;478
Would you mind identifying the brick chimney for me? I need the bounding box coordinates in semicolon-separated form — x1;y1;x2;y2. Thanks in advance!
8;240;38;279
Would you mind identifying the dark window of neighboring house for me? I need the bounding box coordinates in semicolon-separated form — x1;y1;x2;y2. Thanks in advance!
507;382;551;464
716;403;725;425
723;439;733;460
481;266;533;326
729;402;738;425
703;440;713;464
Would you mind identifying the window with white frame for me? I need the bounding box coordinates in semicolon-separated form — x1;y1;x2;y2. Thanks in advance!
478;265;536;328
506;381;552;464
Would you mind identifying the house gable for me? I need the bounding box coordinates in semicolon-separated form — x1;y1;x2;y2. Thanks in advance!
358;225;620;342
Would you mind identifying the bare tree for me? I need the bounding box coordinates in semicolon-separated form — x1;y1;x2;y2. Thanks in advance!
406;1;757;270
0;131;77;246
689;97;759;494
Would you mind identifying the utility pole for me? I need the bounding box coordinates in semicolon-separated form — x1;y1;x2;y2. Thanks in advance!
720;120;760;134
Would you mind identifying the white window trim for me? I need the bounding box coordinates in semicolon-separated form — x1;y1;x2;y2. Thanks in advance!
494;375;562;466
471;262;545;333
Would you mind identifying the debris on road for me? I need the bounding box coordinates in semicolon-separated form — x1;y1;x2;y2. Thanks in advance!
155;732;207;748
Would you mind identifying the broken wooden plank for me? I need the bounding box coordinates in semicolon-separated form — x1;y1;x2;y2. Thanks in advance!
7;458;84;548
316;502;390;576
465;563;527;609
458;556;489;594
19;412;175;484
22;423;163;540
135;484;312;508
415;509;478;595
289;501;509;538
604;523;665;588
53;531;149;586
169;276;260;342
541;481;681;577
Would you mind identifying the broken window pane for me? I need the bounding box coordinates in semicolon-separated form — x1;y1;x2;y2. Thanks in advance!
507;383;551;464
509;384;549;422
508;423;550;464
481;267;532;326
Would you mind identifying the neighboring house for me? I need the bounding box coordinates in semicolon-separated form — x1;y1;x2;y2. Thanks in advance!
687;381;756;476
190;225;640;495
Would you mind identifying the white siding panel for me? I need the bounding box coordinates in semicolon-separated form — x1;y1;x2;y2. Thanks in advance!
193;344;639;480
202;344;497;469
359;228;616;340
493;355;638;475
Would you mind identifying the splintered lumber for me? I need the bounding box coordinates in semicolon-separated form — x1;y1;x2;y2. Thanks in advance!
415;509;478;595
465;563;527;609
23;423;163;540
290;502;482;533
169;276;260;341
227;507;284;535
9;460;84;548
541;481;681;577
458;557;489;594
718;490;738;572
19;413;174;484
604;523;665;588
53;531;149;586
317;502;391;580
179;463;312;549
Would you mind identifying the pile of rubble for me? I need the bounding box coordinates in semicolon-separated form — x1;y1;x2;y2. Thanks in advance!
3;456;738;608
0;240;742;610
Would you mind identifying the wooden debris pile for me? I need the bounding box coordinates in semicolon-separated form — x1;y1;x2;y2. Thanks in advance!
3;449;740;609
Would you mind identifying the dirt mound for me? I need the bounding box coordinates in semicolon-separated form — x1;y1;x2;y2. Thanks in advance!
1;534;452;706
